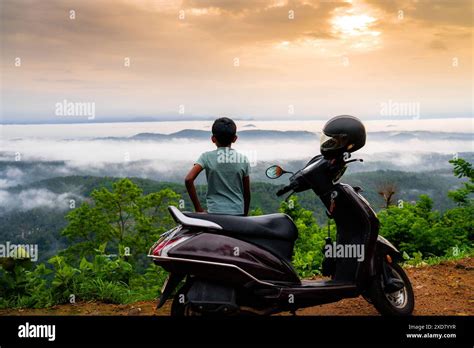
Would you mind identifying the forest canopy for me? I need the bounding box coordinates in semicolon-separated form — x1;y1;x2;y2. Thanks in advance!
0;158;472;309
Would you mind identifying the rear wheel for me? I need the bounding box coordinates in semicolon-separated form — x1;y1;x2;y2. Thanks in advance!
369;262;414;316
170;300;199;316
170;280;194;316
170;280;264;316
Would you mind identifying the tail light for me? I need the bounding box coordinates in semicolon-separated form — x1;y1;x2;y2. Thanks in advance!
152;236;190;257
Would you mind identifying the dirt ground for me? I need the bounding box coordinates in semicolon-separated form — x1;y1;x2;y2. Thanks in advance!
1;258;472;316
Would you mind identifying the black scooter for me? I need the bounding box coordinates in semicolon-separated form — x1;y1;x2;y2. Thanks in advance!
148;153;415;316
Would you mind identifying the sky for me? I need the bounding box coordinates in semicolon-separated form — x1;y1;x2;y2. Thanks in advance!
1;0;473;123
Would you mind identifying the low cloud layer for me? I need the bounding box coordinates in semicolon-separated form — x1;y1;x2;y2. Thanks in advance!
1;136;471;167
0;120;472;191
0;189;82;213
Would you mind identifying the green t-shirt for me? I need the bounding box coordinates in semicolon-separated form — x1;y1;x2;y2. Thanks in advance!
196;147;250;215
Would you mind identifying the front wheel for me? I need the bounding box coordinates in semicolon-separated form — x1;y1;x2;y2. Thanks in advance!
368;262;415;316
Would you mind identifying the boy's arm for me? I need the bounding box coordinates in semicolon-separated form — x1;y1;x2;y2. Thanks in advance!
243;175;251;216
185;164;205;212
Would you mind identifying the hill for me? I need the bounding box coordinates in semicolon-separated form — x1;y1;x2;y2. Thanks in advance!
0;170;464;262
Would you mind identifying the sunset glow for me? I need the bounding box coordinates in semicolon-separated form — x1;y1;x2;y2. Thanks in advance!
332;14;376;36
1;0;472;122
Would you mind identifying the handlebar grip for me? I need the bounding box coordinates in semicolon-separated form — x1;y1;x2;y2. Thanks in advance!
276;185;292;197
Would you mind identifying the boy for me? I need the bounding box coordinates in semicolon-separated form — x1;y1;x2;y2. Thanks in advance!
185;117;251;215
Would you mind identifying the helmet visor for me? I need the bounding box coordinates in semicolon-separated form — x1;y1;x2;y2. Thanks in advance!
320;133;348;151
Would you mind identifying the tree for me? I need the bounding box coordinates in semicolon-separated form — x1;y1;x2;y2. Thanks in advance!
377;183;397;209
448;158;474;206
61;178;179;267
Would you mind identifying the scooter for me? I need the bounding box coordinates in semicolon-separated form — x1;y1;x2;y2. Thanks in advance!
148;153;415;316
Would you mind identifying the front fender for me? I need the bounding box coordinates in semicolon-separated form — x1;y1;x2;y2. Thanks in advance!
376;235;402;260
367;236;402;277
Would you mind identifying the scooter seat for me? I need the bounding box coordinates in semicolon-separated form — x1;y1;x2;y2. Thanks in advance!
183;212;298;242
183;212;298;261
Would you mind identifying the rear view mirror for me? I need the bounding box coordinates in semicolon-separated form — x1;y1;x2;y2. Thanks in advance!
265;165;285;179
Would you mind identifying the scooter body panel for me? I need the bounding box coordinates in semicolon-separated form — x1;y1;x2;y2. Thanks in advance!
154;232;300;285
314;183;380;287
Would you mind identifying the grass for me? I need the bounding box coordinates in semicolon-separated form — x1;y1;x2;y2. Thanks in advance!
402;247;473;267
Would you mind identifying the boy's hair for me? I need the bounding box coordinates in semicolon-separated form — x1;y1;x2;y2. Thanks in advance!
212;117;237;146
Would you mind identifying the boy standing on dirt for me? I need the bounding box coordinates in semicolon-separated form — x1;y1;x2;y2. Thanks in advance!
185;117;251;215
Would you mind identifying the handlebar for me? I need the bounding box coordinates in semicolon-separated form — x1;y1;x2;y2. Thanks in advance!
276;178;299;196
344;158;363;164
274;156;363;197
276;185;293;197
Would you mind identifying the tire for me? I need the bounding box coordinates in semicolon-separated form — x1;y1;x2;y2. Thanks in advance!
170;279;236;316
369;262;415;316
170;293;186;316
170;280;260;316
170;280;193;317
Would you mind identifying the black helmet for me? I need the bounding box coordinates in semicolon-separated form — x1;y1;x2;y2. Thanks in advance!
320;115;366;158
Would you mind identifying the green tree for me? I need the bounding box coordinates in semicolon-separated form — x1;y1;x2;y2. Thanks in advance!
61;178;179;266
379;192;471;257
448;158;474;206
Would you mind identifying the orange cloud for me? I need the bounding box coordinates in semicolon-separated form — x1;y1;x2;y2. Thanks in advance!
1;0;472;121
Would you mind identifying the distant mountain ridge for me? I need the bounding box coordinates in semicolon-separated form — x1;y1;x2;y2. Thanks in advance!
368;131;473;141
97;129;318;141
94;129;473;142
